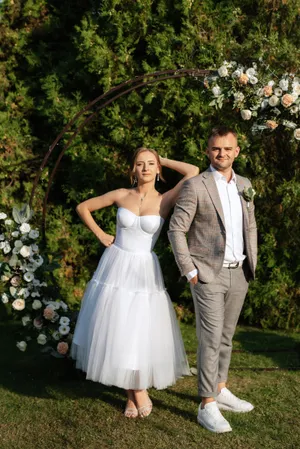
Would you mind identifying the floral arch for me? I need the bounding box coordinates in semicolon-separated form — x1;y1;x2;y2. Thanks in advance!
0;62;299;356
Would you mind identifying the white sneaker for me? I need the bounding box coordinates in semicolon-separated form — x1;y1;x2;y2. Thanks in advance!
217;387;254;413
197;401;232;433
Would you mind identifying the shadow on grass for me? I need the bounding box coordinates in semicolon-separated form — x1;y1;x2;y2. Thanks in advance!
233;327;300;369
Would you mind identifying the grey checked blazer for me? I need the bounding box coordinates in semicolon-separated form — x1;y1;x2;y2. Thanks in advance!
168;168;257;283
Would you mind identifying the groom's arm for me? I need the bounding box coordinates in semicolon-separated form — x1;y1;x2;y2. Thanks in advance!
168;177;198;278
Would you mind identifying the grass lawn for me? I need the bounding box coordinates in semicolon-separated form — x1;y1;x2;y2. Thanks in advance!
0;321;299;449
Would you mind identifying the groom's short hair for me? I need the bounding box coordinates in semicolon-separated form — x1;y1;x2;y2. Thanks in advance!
208;126;237;143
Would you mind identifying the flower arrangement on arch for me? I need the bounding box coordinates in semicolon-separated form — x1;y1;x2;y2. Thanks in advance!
0;205;73;357
205;61;300;140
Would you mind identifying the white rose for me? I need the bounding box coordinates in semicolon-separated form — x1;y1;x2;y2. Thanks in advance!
1;293;9;304
274;88;283;97
11;231;19;238
246;67;256;77
12;298;25;311
29;229;39;239
22;315;31;326
279;79;289;91
249;76;258;84
16;341;27;352
218;65;228;77
0;242;5;249
241;109;252;120
4;219;12;226
20;223;31;234
0;234;4;241
294;128;300;140
3;243;11;254
37;334;47;345
14;240;23;249
231;69;242;78
59;316;70;326
0;213;7;220
32;299;42;310
212;85;222;97
19;245;31;258
233;92;245;102
59;325;70;336
268;95;280;107
24;272;34;282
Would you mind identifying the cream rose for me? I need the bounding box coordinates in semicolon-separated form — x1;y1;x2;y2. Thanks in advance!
16;341;27;352
281;94;294;108
241;109;252;120
20;245;31;258
294;129;300;140
268;95;280;107
37;334;47;345
12;298;25;311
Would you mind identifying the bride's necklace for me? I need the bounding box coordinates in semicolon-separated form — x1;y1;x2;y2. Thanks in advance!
138;191;148;213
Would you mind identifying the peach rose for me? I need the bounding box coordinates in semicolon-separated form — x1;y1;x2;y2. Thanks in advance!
57;342;69;355
43;307;56;320
238;74;249;85
263;86;273;97
281;94;294;108
266;120;278;130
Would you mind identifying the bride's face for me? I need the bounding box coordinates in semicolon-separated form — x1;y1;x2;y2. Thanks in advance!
134;151;159;184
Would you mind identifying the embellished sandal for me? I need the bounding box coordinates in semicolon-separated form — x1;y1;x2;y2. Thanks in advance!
137;399;153;418
124;403;138;418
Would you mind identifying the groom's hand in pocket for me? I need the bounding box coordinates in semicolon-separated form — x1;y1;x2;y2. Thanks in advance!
189;275;198;285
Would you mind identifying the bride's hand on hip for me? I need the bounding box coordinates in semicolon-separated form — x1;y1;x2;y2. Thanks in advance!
189;275;198;285
98;232;115;247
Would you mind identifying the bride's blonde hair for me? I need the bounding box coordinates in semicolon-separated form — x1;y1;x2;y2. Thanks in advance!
130;147;165;184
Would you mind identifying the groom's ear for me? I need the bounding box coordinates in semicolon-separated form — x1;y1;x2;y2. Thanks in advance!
234;146;241;157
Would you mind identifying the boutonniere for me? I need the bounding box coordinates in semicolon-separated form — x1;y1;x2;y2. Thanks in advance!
242;187;256;208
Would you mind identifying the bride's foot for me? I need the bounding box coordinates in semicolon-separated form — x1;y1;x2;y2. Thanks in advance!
134;390;153;418
124;390;138;418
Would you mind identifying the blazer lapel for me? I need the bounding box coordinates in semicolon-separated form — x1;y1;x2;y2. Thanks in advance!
202;170;226;229
236;175;249;230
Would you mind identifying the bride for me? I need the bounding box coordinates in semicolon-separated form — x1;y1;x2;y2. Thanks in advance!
71;147;199;418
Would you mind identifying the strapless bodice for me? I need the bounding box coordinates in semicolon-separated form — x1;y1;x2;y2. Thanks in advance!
114;207;164;253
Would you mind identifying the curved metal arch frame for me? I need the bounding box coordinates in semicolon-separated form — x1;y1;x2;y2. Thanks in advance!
29;68;214;235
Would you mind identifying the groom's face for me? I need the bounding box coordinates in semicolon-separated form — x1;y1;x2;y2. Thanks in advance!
206;133;240;172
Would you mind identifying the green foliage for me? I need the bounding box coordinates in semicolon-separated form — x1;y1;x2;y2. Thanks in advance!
0;0;299;329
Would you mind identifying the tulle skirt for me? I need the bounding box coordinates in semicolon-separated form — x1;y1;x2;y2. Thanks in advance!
71;244;190;390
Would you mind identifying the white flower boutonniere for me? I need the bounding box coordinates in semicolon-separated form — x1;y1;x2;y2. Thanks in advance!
242;187;256;208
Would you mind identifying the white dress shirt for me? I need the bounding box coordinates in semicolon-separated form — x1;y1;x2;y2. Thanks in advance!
186;165;245;281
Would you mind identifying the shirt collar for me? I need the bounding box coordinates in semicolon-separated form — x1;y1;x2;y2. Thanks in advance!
210;165;236;183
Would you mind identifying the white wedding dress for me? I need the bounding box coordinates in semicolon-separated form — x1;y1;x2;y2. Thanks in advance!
71;207;190;390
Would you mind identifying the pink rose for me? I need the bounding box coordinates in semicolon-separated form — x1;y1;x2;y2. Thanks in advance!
57;342;69;355
281;94;294;108
266;120;278;130
263;86;273;97
33;317;43;329
238;74;249;85
43;307;56;320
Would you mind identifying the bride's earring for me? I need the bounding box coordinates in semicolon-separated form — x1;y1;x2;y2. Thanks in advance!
132;175;137;186
156;173;160;182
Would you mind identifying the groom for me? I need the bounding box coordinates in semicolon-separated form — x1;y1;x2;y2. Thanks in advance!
168;126;257;433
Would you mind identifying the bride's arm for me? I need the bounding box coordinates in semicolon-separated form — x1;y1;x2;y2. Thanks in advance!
76;189;127;247
160;157;199;211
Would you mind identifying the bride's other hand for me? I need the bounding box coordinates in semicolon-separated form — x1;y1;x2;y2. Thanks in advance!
189;275;198;285
98;232;115;247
